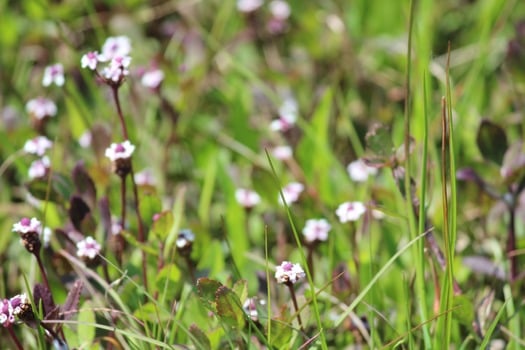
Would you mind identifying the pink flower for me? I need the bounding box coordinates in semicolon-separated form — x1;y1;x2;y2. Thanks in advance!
81;51;101;70
26;97;57;119
134;169;156;186
12;217;42;234
275;261;305;284
76;236;101;260
235;188;261;208
269;0;291;20
78;131;92;148
237;0;263;13
105;141;135;161
0;299;14;328
28;156;50;179
279;182;304;205
302;218;331;243
347;159;377;182
42;63;65;87
23;136;53;156
100;36;131;61
336;201;366;223
101;56;131;82
271;146;292;160
9;294;29;317
141;69;164;89
270;97;298;132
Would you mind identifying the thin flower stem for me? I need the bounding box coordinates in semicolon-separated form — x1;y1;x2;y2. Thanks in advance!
306;245;315;281
120;176;127;230
287;283;304;333
7;326;24;350
507;202;517;281
111;86;129;140
130;170;148;293
34;253;52;301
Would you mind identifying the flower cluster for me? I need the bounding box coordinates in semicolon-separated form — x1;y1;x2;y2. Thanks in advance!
270;96;298;132
25;97;57;120
336;201;366;223
0;294;33;328
81;36;132;86
12;217;43;254
235;188;261;208
279;182;304;205
302;218;331;243
76;236;101;265
275;261;306;284
42;63;65;87
105;140;136;177
347;159;378;182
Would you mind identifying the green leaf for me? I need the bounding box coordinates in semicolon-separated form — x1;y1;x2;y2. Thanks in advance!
269;318;293;349
232;279;248;304
452;295;475;327
25;173;73;204
215;285;245;329
155;264;182;302
151;210;174;240
476;119;508;165
133;302;171;322
365;123;395;164
196;278;223;312
78;301;96;347
189;324;211;350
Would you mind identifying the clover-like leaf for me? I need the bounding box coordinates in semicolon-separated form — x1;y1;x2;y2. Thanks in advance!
215;285;245;329
365;123;395;166
151;211;173;240
189;324;211;350
196;278;223;312
476;119;508;165
452;295;475;327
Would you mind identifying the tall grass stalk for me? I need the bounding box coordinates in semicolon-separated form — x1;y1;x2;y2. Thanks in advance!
266;151;327;349
404;0;431;347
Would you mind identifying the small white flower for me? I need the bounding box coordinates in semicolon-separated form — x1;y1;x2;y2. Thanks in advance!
76;236;101;260
101;56;131;82
336;201;366;223
24;136;53;156
26;97;57;119
275;261;306;284
42;63;65;87
28;156;50;179
100;36;131;61
243;298;262;321
302;218;331;243
236;0;263;13
78;131;92;148
176;229;195;249
235;188;261;208
111;217;123;235
347;159;378;182
272;146;292;160
141;69;164;89
105;141;135;161
81;51;101;70
12;217;42;234
134;169;156;186
9;293;29;316
270;0;291;20
279;182;304;205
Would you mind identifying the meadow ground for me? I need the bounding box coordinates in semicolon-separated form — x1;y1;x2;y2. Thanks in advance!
1;0;525;349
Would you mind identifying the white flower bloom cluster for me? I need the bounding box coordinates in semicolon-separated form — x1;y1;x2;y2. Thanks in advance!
275;261;305;284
